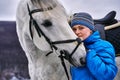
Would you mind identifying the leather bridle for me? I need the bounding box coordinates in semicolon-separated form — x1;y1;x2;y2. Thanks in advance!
27;4;83;80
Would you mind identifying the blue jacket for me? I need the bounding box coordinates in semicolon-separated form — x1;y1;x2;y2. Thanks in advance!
70;31;118;80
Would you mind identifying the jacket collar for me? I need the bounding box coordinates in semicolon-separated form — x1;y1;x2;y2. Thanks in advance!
83;31;101;46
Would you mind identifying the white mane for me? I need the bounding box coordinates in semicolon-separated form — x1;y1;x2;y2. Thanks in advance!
16;0;86;80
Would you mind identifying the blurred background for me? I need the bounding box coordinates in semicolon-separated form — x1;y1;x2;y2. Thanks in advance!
0;0;120;21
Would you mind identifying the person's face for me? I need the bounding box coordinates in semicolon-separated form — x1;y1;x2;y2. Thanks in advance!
72;25;92;40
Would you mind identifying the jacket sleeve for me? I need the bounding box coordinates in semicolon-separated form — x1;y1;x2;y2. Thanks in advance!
86;43;118;80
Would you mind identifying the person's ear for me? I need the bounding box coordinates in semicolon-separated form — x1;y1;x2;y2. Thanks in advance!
90;30;93;34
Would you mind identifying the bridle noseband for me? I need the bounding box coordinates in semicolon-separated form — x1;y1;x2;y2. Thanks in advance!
27;4;83;80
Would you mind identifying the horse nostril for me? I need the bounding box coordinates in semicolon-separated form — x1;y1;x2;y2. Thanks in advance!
80;57;86;65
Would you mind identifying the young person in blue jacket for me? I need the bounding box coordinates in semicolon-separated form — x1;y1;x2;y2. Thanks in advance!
70;12;118;80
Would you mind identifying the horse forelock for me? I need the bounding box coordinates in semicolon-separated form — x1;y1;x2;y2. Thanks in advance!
29;0;67;25
29;0;67;18
30;0;58;11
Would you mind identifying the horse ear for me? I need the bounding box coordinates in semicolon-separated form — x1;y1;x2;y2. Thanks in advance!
67;14;74;26
67;19;71;26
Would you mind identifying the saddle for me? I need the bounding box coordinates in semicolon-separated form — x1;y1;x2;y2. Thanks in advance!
94;11;118;26
94;11;120;56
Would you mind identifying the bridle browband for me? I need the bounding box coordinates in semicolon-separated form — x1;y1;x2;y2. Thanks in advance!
27;4;82;80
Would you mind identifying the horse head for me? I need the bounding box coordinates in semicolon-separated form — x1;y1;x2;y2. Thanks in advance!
16;0;86;80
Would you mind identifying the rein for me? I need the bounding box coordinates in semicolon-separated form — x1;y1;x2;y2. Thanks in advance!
27;4;82;80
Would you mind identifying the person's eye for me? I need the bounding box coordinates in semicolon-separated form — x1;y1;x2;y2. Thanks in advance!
72;28;76;31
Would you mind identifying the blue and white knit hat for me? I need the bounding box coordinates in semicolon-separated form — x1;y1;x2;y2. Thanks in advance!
70;12;95;31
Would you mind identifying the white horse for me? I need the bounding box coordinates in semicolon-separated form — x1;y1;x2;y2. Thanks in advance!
16;0;86;80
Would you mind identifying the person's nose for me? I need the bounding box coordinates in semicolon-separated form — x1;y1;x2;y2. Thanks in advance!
75;29;81;35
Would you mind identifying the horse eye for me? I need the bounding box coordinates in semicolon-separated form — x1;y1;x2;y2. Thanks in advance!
41;19;52;27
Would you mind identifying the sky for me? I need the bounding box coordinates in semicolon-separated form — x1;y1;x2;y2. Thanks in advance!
0;0;120;21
